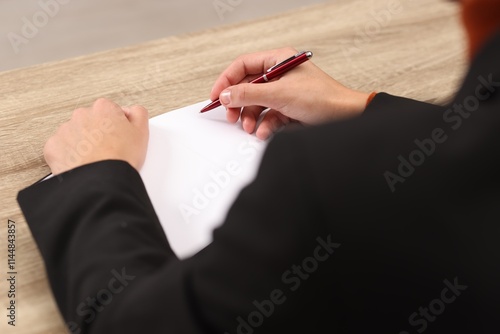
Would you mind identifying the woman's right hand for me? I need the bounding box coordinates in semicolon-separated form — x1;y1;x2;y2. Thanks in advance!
209;47;371;140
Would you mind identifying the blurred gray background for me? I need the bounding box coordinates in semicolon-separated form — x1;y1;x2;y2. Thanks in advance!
1;0;328;72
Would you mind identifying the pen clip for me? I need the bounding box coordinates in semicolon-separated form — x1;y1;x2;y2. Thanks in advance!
266;51;306;73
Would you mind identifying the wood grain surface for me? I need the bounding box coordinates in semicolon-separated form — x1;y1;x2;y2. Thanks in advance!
0;0;467;333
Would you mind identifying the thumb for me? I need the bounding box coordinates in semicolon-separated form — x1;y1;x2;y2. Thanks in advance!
220;82;283;111
122;105;149;129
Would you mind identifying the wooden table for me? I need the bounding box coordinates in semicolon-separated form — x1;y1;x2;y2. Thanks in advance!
0;0;467;332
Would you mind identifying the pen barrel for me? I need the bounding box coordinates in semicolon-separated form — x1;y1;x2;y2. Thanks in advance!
255;53;310;83
251;76;268;84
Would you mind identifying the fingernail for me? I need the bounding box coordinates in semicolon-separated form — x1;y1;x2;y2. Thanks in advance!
220;90;231;105
243;118;250;131
257;129;270;140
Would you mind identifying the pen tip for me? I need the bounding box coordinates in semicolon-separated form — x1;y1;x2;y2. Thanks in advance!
200;100;220;113
200;105;213;113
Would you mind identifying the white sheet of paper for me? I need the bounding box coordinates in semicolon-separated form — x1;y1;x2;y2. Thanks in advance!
140;101;268;259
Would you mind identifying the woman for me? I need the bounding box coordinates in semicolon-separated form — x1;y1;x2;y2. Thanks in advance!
19;0;499;333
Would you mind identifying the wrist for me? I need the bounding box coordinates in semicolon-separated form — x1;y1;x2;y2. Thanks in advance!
326;89;371;121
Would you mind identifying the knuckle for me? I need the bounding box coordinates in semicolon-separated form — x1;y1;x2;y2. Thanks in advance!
43;136;56;158
232;57;245;72
235;54;246;64
234;86;247;103
134;105;150;122
132;104;148;115
94;97;110;106
72;108;86;118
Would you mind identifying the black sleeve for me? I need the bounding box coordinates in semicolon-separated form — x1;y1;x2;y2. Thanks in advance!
365;92;445;114
17;132;333;334
17;161;201;333
15;93;444;334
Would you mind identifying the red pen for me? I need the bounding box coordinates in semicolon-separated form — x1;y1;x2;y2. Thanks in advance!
200;51;313;113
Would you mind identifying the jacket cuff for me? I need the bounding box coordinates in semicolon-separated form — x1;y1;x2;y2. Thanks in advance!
364;92;444;113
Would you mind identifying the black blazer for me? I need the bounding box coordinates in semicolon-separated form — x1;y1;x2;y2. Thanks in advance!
18;33;500;333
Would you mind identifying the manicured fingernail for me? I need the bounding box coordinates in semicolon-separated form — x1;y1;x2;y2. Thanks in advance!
220;90;231;105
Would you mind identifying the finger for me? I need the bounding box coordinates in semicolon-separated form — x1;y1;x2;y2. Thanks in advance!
226;105;264;127
241;106;266;134
210;48;298;101
122;105;149;129
226;107;241;124
219;81;284;112
255;109;291;140
93;97;123;115
210;53;275;101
